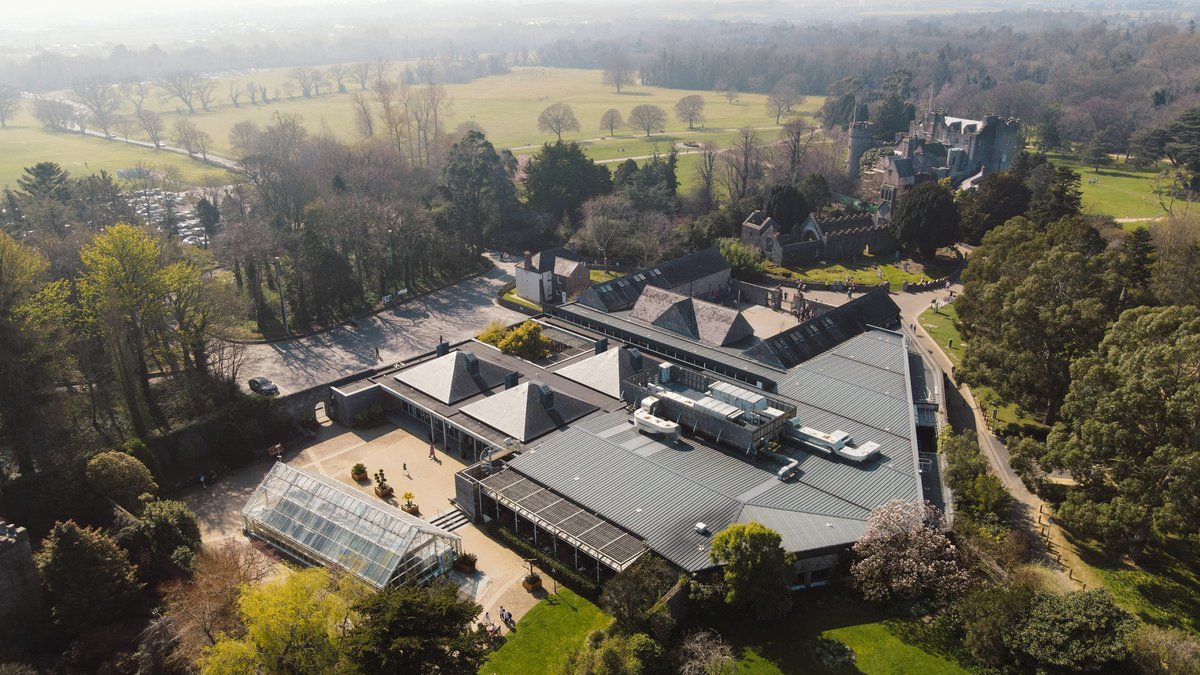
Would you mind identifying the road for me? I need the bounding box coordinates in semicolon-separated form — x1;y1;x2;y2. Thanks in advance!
240;253;524;394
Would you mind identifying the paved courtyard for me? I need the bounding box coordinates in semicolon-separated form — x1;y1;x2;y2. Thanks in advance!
182;413;550;629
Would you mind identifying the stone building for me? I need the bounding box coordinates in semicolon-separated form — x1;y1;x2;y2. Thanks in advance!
0;521;46;643
740;209;896;266
858;110;1021;209
514;247;589;305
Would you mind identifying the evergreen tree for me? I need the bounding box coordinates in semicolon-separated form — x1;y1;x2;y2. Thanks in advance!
890;181;960;257
36;521;143;633
523;141;613;221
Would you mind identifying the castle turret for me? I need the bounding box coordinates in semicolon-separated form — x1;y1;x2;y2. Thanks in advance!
847;121;873;180
0;521;47;645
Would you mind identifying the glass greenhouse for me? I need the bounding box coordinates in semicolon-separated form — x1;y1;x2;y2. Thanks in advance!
242;462;460;588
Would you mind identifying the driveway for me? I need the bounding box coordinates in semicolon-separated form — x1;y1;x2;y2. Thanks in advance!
240;253;525;394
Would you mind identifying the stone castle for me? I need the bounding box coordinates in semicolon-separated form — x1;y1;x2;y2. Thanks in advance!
0;521;46;643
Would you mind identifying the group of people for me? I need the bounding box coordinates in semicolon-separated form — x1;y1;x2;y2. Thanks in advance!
483;606;515;638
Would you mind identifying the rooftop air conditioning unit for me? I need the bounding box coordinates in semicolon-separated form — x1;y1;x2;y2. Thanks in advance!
695;522;709;534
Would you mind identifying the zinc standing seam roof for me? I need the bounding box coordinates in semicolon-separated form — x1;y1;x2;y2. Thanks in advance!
242;463;459;588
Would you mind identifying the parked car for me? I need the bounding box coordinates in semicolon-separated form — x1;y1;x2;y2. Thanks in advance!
248;377;279;395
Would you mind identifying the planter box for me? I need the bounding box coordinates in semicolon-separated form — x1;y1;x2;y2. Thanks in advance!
454;562;476;574
522;577;542;592
351;470;368;482
401;504;420;516
375;486;394;499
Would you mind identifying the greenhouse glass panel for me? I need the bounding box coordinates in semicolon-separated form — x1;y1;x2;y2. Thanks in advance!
242;463;461;588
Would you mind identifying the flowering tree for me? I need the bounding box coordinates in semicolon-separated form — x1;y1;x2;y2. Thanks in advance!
851;500;969;604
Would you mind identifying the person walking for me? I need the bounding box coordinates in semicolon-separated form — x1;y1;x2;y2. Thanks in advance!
429;443;436;460
375;346;381;360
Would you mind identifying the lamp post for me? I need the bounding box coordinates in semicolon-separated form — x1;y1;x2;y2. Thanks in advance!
388;227;396;297
273;256;288;333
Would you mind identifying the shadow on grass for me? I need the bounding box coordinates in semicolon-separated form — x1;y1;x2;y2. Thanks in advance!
1066;530;1200;633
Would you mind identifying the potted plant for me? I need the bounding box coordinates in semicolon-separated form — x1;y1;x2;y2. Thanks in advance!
522;571;542;592
373;470;394;499
351;463;368;482
454;552;478;573
401;491;419;516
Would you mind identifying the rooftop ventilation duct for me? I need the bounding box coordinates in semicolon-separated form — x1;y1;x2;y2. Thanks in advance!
463;352;479;376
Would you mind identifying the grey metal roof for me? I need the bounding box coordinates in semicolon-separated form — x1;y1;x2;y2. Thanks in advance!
393;351;513;404
460;381;598;443
576;247;730;313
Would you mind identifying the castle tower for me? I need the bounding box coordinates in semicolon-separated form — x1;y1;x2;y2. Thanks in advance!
847;121;874;180
0;521;47;643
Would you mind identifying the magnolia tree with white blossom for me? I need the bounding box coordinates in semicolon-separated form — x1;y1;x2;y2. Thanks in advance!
851;500;970;604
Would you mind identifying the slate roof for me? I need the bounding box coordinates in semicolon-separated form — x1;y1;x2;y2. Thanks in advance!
520;247;583;273
460;381;599;443
577;247;730;312
630;287;752;347
556;346;645;399
393;351;513;404
814;212;883;238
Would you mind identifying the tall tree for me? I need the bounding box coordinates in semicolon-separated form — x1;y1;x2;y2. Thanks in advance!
536;102;580;141
440;130;519;248
956;172;1031;245
890;180;960;258
523;141;612;221
0;84;20;128
600;108;623;136
36;521;142;634
85;450;159;511
603;54;637;93
342;580;487;674
628;104;667;137
72;77;121;138
673;95;706;130
708;522;794;620
160;71;200;114
600;555;677;631
0;231;53;474
1016;306;1200;560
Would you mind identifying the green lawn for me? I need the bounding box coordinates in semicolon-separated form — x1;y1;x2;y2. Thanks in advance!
1069;535;1200;634
0;100;231;189
480;588;612;675
72;66;795;159
588;268;622;283
1047;152;1166;221
502;285;541;310
769;252;959;291
722;592;970;674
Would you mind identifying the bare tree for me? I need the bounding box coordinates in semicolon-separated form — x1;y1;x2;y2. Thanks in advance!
721;127;762;202
674;630;736;675
348;62;373;91
373;58;394;87
138;109;165;148
289;68;323;98
115;115;137;142
351;93;375;138
599;108;623;136
692;141;720;213
228;120;261;157
327;64;348;94
602;54;637;93
375;79;409;160
160;71;200;113
243;82;259;106
674;94;706;130
0;84;22;128
628;104;667;137
724;86;739;104
195;78;218;112
72;77;121;137
228;79;243;108
173;119;212;159
32;97;75;130
120;80;152;116
537;102;580;141
776;118;815;184
767;74;803;124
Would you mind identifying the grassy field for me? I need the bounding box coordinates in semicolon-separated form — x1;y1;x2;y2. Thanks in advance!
480;588;611;675
1069;535;1200;634
722;592;969;674
1047;152;1165;221
766;251;959;291
0;101;231;189
87;66;796;159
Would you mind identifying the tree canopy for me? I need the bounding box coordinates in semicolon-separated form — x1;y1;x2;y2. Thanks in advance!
850;500;968;604
890;180;960;257
956;171;1031;245
85;450;159;512
708;522;794;620
440;130;519;247
537;102;581;141
628;105;668;137
523;141;613;220
1015;305;1200;559
35;520;143;633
